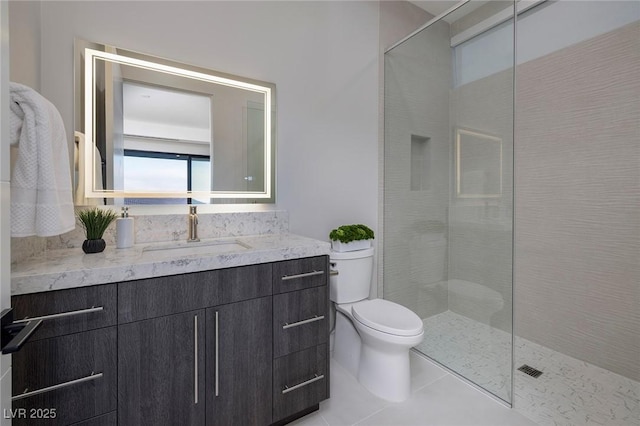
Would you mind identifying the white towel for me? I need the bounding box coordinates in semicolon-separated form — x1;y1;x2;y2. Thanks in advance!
74;131;103;206
10;82;75;237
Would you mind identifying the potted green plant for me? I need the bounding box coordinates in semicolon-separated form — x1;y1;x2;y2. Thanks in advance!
77;208;118;254
329;224;375;252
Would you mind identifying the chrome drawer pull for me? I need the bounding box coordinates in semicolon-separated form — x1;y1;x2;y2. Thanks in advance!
330;270;339;276
194;314;198;404
12;372;103;401
282;374;325;394
14;306;104;323
282;315;325;330
281;270;324;281
215;311;219;397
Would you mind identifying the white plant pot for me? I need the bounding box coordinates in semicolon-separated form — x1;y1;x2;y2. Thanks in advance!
331;239;372;252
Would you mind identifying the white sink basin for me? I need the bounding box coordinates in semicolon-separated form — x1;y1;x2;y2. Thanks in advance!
142;239;251;259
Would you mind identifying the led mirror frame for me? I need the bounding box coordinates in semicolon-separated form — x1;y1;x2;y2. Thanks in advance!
83;47;273;199
455;128;503;199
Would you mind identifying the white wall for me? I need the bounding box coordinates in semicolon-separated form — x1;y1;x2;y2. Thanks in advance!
12;1;380;246
0;1;12;422
8;0;40;91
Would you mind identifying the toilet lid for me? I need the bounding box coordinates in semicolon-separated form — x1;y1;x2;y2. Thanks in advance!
351;299;424;336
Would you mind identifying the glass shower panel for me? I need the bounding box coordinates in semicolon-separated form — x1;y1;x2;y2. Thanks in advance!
384;1;515;403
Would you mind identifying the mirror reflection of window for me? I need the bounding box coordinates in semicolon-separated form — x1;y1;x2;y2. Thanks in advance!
121;81;212;204
122;152;211;205
191;157;212;204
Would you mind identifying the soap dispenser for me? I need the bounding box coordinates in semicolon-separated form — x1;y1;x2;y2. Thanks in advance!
116;206;134;249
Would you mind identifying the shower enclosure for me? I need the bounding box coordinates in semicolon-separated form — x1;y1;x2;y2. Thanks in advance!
384;0;516;404
383;1;639;424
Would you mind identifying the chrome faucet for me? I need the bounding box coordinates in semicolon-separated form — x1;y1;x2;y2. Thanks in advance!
187;206;200;242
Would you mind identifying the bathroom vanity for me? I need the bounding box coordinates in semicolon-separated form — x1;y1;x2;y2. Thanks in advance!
10;234;330;426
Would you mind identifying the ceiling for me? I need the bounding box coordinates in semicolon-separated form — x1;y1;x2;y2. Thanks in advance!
409;1;459;18
409;1;488;23
123;82;211;130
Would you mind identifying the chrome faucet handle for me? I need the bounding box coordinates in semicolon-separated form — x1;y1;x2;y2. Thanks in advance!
187;206;200;242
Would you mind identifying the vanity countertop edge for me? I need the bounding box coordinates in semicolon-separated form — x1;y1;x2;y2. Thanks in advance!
11;233;331;296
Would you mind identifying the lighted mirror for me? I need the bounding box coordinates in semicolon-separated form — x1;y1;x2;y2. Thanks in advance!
455;128;502;198
74;39;275;204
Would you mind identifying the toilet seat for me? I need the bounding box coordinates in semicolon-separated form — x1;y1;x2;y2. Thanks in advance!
351;299;423;336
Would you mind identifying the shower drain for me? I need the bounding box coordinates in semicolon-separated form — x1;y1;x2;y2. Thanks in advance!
518;364;543;378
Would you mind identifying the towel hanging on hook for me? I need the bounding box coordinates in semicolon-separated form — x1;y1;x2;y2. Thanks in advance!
9;82;75;237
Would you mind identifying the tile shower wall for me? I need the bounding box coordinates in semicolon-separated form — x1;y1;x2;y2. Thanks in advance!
515;21;640;381
448;65;514;333
383;18;451;319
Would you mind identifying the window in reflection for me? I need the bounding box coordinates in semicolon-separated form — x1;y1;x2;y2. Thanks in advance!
123;150;210;204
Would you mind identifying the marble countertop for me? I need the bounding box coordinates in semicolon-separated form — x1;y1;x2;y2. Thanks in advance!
12;233;331;296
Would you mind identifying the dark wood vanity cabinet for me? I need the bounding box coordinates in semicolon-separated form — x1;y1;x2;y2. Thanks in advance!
271;258;330;423
116;264;275;425
12;255;329;426
10;284;117;426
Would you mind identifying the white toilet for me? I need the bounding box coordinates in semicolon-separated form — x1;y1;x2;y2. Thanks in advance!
330;247;424;402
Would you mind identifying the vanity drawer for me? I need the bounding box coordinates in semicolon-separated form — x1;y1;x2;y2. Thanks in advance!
71;412;117;426
118;263;272;323
11;284;117;341
273;256;328;294
273;286;328;358
12;327;117;426
273;344;329;422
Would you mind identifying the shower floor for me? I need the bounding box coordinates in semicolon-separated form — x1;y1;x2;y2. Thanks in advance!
418;311;640;426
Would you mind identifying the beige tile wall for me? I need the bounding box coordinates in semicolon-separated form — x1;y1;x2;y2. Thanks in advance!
449;65;514;333
515;21;640;381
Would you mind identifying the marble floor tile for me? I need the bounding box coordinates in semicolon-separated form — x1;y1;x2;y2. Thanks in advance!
418;311;512;401
514;337;640;426
288;410;329;426
295;310;638;426
300;353;538;426
356;375;537;426
409;350;449;392
316;359;390;426
414;310;640;426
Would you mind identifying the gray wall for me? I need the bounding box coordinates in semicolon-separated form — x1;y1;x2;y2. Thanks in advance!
9;1;380;246
9;0;434;297
515;21;640;381
8;1;40;91
383;18;451;318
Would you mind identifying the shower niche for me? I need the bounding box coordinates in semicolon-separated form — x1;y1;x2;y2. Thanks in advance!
410;134;431;192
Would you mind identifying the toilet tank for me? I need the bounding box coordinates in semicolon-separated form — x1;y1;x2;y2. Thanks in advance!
329;247;374;303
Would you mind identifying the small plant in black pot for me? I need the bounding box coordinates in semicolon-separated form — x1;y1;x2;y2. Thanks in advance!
77;208;118;254
329;224;375;252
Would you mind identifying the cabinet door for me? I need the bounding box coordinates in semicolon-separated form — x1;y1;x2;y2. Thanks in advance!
118;310;205;426
206;297;272;426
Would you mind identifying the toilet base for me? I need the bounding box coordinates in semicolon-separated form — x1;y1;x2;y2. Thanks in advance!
333;306;423;403
357;340;412;402
333;310;361;378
